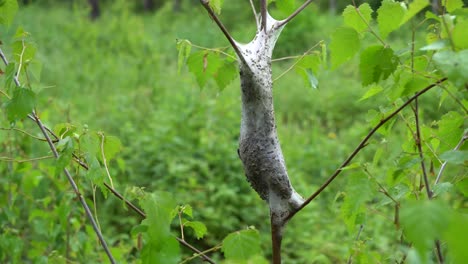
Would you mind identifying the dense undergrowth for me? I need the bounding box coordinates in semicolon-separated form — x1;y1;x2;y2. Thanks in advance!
1;1;466;263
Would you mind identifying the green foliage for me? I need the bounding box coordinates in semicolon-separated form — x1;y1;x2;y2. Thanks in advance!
400;200;451;262
138;192;181;264
222;228;264;263
342;3;373;33
433;50;468;87
377;0;406;39
5;86;35;122
359;45;398;85
0;0;17;26
330;27;360;68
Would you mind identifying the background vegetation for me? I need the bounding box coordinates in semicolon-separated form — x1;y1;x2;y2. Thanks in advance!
1;0;466;263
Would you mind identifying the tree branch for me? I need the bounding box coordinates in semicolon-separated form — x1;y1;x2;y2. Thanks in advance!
412;98;433;199
260;0;267;31
276;0;315;28
199;0;246;64
33;111;117;264
285;78;447;222
249;0;259;28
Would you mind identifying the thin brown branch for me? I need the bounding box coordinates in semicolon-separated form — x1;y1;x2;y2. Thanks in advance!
276;0;315;28
0;127;55;142
412;98;433;199
33;112;117;264
249;0;259;28
199;0;246;65
260;0;267;31
285;78;447;222
0;155;54;163
351;0;387;47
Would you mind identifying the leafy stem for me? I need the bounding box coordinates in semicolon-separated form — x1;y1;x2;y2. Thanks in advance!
351;0;388;47
285;77;447;222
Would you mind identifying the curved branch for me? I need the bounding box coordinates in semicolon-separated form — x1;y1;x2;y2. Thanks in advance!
285;78;447;222
199;0;246;65
276;0;315;28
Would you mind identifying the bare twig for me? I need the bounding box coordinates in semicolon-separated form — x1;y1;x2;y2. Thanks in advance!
199;0;246;64
435;131;467;184
99;132;115;188
190;43;236;60
0;155;54;163
260;0;267;31
276;0;315;28
412;98;433;199
346;224;364;264
249;0;259;28
0;127;54;142
285;78;447;222
273;42;322;82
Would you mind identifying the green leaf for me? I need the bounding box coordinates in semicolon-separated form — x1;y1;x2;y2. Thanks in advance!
209;0;224;14
433;50;468;87
341;173;372;231
185;221;207;239
4;62;16;91
5;87;36;122
342;3;373;33
437;112;464;152
359;45;398;86
139;192;180;264
180;204;193;218
0;0;18;26
213;59;237;91
101;135;122;162
330;27;360;68
400;0;429;26
440;150;468;164
222;228;262;262
295;54;321;89
432;182;453;197
176;39;191;74
359;84;383;101
12;40;37;65
141;238;180;264
377;0;406;39
452;19;468;50
304;69;318;89
187;51;222;89
444;0;463;12
444;213;468;264
401;200;451;262
55;137;74;174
